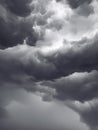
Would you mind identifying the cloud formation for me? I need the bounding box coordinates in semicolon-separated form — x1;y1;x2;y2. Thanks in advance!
0;0;38;48
0;0;98;130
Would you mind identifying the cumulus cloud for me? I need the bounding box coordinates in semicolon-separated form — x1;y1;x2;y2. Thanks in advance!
0;89;89;130
0;0;38;48
67;0;93;9
65;99;98;130
0;32;98;82
41;71;98;102
0;0;98;130
5;0;33;17
56;0;93;9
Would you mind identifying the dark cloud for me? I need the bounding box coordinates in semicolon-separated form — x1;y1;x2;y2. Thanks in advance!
0;34;98;102
0;0;33;17
5;0;33;17
0;47;56;81
0;32;98;81
0;1;37;48
0;84;87;130
0;0;98;130
56;0;94;17
22;34;98;81
67;0;93;9
45;34;98;79
80;103;98;130
66;100;98;130
0;108;7;119
42;71;98;102
0;18;37;48
76;4;94;16
56;0;93;9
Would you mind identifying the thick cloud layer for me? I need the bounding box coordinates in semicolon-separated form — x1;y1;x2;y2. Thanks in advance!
67;0;93;9
41;71;98;102
56;0;93;9
0;33;98;81
5;0;33;17
0;0;37;48
0;0;98;130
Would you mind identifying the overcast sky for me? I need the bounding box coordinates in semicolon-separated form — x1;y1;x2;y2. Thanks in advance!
0;0;98;130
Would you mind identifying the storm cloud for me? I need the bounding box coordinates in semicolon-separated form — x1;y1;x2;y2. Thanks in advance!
0;0;38;48
0;0;98;130
56;0;93;9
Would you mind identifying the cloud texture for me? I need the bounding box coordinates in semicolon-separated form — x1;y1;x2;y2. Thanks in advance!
0;0;98;130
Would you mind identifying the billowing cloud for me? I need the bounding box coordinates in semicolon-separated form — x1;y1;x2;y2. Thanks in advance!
5;0;33;17
0;31;98;81
0;0;98;130
56;0;93;9
0;89;89;130
67;0;93;9
65;99;98;130
0;0;38;48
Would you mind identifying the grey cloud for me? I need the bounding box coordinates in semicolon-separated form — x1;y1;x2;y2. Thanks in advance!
45;34;98;79
66;0;93;9
0;0;98;130
0;32;98;82
0;1;38;48
0;108;7;119
1;0;33;17
66;100;98;130
0;40;97;129
69;0;92;8
80;103;98;130
0;46;57;82
76;4;94;16
56;0;93;8
0;86;88;130
56;0;94;17
0;0;95;49
41;70;98;102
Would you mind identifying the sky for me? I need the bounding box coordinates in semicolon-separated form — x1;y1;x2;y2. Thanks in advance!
0;0;98;130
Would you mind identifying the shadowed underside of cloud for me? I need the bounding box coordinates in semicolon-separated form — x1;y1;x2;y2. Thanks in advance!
0;0;98;130
65;99;98;130
5;0;33;17
67;0;93;9
0;32;98;81
0;0;38;48
56;0;93;9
